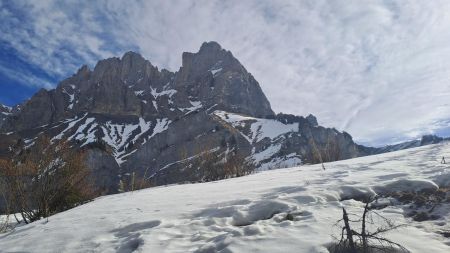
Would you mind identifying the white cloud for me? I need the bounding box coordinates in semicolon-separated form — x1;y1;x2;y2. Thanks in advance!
1;0;450;145
0;64;53;89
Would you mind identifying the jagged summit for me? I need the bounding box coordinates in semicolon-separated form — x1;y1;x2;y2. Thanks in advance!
177;41;274;117
200;41;223;51
1;42;274;132
76;64;90;74
181;41;234;70
182;41;225;63
121;50;144;60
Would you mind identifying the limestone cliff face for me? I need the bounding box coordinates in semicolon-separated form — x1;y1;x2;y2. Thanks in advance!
0;41;376;191
175;42;274;118
2;42;273;133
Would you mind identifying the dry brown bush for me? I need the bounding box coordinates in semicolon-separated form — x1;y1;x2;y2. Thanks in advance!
0;136;96;224
309;134;342;169
177;136;254;183
118;170;153;193
195;149;254;182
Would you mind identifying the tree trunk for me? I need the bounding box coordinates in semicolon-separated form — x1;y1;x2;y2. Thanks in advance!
362;202;369;253
343;207;357;253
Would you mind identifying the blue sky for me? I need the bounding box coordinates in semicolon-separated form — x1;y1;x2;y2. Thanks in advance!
1;0;450;146
0;41;56;105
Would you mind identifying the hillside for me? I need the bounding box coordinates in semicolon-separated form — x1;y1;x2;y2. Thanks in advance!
1;142;449;252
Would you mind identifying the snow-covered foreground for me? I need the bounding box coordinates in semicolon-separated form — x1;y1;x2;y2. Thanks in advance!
1;143;450;253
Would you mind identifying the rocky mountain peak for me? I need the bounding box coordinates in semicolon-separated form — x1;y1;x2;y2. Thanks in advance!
306;114;318;126
91;56;121;82
177;41;274;117
120;51;149;74
181;41;235;74
199;41;223;52
0;42;275;131
76;64;91;75
87;51;163;87
121;51;144;61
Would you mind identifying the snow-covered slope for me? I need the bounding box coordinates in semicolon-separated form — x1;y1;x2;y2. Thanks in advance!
1;142;450;252
214;110;303;170
214;110;299;143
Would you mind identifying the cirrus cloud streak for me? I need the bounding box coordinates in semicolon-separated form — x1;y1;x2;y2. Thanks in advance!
1;0;450;146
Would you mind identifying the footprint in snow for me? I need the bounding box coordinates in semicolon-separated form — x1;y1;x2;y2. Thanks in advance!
111;220;161;253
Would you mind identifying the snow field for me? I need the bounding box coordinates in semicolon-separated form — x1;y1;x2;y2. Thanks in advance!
1;143;450;252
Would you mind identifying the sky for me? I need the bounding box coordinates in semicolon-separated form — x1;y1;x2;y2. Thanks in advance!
1;0;450;146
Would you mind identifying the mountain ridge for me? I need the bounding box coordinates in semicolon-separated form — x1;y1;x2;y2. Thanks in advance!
0;41;444;192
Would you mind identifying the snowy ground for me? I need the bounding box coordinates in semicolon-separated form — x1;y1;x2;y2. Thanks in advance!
1;143;450;252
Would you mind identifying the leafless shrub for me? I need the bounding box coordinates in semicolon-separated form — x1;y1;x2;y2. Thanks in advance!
309;138;324;165
380;188;450;222
0;136;96;224
189;146;254;182
325;135;341;162
330;197;408;253
308;131;342;169
118;170;153;193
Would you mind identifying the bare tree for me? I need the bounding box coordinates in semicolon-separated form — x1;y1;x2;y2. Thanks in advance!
309;137;325;166
325;135;341;162
330;197;408;253
221;152;254;178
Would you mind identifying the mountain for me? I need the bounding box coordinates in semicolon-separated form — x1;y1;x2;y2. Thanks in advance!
361;134;448;154
0;42;403;192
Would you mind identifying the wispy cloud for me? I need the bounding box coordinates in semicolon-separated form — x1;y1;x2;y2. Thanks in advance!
0;0;123;86
0;64;53;89
1;0;450;145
